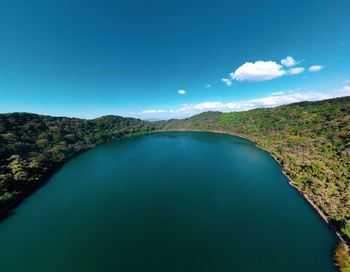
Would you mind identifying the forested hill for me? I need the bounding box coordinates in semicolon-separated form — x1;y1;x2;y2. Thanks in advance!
0;113;165;211
164;97;349;226
163;96;350;268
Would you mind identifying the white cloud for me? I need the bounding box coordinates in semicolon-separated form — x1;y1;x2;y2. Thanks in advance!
229;61;286;82
288;67;305;74
342;85;350;92
168;91;330;116
270;91;284;95
249;92;329;106
281;56;296;67
309;65;323;72
142;109;167;114
178;90;186;95
134;87;349;119
221;78;232;86
334;86;350;97
192;102;226;110
205;84;211;88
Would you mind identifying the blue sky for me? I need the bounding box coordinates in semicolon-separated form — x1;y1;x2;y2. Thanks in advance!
1;0;350;119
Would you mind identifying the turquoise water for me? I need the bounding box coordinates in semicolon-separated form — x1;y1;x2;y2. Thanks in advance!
0;132;337;271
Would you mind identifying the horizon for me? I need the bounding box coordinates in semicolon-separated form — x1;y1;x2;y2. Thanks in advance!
1;0;350;119
2;95;348;121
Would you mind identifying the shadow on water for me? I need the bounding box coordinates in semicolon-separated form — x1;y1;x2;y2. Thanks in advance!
0;209;16;222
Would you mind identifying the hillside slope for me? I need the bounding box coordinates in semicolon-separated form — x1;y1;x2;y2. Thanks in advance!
0;113;165;212
163;97;350;248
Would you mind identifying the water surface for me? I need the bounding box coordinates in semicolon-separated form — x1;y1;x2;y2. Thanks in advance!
0;132;337;271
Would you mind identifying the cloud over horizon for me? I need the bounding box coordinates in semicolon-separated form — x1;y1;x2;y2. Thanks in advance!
174;91;329;114
135;88;350;119
141;109;167;114
334;85;350;96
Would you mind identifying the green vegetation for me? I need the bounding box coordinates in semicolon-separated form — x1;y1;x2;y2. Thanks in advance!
0;113;165;210
342;221;350;239
335;243;350;272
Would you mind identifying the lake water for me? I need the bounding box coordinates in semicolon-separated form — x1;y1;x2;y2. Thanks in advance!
0;132;337;271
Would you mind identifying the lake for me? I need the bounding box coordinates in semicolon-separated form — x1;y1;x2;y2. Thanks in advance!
0;132;337;271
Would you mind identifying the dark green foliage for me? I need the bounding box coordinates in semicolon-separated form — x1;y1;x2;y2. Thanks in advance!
342;221;350;239
0;113;165;204
334;243;350;272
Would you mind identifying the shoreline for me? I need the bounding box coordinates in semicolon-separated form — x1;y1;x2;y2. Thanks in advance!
0;131;156;220
162;129;348;249
1;128;347;254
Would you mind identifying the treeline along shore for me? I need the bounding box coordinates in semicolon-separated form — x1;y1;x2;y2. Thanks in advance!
0;96;349;270
0;114;167;214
